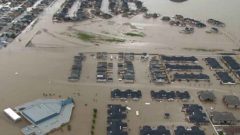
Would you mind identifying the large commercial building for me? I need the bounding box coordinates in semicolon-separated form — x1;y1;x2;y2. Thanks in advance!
14;98;74;135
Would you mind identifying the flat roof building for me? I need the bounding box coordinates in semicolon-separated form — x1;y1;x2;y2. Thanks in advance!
14;98;74;135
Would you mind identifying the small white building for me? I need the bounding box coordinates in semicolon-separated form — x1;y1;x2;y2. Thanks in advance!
4;108;21;122
136;111;139;116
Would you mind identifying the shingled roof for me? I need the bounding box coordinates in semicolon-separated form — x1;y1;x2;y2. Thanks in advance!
198;91;216;102
223;95;240;106
211;111;237;125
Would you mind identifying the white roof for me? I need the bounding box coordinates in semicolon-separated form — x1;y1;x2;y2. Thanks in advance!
136;111;139;116
145;102;151;105
4;108;21;121
126;106;131;111
97;75;104;77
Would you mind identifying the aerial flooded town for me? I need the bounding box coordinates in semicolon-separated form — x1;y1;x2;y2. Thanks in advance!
0;0;240;135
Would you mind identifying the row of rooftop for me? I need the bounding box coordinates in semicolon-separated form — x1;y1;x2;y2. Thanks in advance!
204;56;240;85
214;57;236;71
149;55;211;83
96;52;135;61
96;61;113;82
149;57;169;83
107;104;128;135
109;0;147;17
172;73;210;82
151;90;190;101
162;56;210;83
111;89;142;100
53;0;83;22
118;61;135;83
53;0;148;22
68;53;85;81
140;125;206;135
110;88;240;109
70;52;240;85
165;64;203;71
111;89;240;109
160;55;240;84
53;0;114;22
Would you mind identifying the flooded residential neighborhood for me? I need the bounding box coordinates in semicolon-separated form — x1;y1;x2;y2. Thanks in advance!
0;0;240;135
